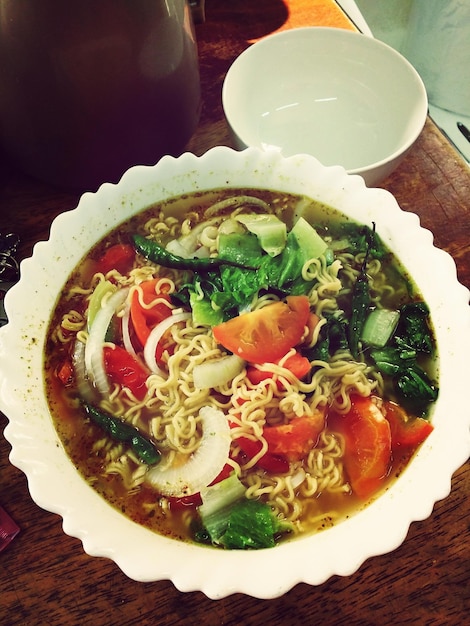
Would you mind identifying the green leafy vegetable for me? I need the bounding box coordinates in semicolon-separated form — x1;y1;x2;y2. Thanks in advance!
348;224;375;359
196;473;292;549
368;302;438;415
395;301;433;353
334;222;388;260
220;499;291;549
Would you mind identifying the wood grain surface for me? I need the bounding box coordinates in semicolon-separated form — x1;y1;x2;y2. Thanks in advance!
1;1;469;624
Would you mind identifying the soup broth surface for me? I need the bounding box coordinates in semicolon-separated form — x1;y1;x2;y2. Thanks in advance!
45;188;438;547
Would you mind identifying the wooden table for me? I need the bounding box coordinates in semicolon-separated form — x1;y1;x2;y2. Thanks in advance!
1;1;469;624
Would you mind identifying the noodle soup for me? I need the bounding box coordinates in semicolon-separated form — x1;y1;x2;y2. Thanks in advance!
44;189;438;548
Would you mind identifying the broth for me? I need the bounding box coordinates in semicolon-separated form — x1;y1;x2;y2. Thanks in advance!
44;188;438;547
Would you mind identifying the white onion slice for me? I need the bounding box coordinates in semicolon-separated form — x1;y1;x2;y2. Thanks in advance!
146;406;231;497
143;311;191;375
72;339;94;403
121;302;137;358
84;288;129;394
193;355;245;389
291;468;306;489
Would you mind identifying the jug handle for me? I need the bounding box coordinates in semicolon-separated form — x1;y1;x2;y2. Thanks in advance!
189;0;205;24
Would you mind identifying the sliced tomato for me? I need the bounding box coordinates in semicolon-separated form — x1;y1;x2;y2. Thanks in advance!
246;351;311;388
57;358;74;386
384;401;434;450
329;395;392;499
212;295;310;364
103;345;149;400
263;413;325;462
130;278;173;347
236;437;290;473
98;243;135;276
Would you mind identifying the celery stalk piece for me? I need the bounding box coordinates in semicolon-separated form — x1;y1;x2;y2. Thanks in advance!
361;308;400;348
290;217;328;262
198;473;246;543
235;214;287;257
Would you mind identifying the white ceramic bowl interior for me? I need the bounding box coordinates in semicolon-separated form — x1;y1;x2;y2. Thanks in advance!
222;27;428;186
1;147;469;600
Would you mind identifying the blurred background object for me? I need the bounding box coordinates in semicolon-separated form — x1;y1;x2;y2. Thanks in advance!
0;0;202;192
355;0;470;164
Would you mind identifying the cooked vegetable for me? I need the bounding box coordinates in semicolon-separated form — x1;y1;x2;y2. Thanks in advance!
246;351;311;389
290;216;328;262
235;435;289;473
263;414;325;462
212;295;310;364
192;354;245;389
129;278;173;346
87;279;116;331
306;314;349;363
103;345;148;400
235;213;286;257
334;222;388;260
330;395;392;499
361;308;400;348
84;288;129;394
197;474;292;548
132;234;258;271
395;301;434;353
98;243;135;276
197;473;247;543
348;225;374;359
219;499;291;549
370;344;438;416
143;311;191;374
189;291;224;327
146;406;231;497
383;401;433;449
84;403;161;465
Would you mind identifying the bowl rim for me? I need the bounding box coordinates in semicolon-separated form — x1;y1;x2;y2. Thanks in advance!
1;146;469;599
222;26;429;177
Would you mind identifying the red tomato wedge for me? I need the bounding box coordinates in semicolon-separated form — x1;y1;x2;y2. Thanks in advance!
130;279;173;347
103;345;149;400
56;358;74;386
246;351;311;388
98;243;135;276
384;400;434;450
212;295;310;364
263;413;325;462
329;395;392;499
235;436;290;474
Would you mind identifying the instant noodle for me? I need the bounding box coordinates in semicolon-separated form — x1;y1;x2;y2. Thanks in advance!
45;188;438;548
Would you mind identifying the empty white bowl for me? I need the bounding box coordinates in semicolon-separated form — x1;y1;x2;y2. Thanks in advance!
222;27;428;186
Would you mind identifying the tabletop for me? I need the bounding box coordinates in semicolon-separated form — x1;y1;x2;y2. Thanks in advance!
1;1;469;624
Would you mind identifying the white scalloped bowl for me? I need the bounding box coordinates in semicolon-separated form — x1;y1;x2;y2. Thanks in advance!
1;147;469;599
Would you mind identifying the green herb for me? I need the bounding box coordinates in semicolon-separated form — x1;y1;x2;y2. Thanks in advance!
369;301;438;415
348;224;375;359
335;222;388;260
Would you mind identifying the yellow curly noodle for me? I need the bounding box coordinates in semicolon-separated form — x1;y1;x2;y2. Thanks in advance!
49;194;401;542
